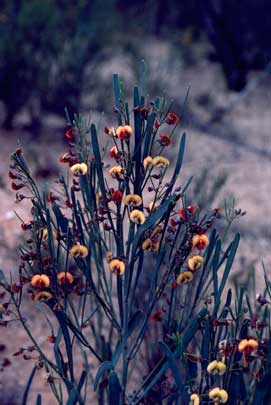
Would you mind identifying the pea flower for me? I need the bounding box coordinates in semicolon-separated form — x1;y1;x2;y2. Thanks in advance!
166;112;179;125
207;360;226;375
238;339;258;355
208;388;228;404
116;125;133;140
159;134;172;146
109;259;125;276
109;146;119;158
192;234;209;250
190;393;200;405
33;291;53;301
42;228;57;241
70;163;88;175
70;245;89;258
109;165;124;180
57;272;74;285
143;156;153;170
142;238;159;252
152;156;170;167
130;209;145;225
31;274;50;289
188;255;204;272
177;271;193;285
124;194;142;207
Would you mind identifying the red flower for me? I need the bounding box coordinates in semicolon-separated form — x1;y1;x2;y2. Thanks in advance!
21;222;32;231
12;283;21;293
179;206;196;220
111;189;123;202
166;112;179;125
65;128;77;139
154;120;160;129
159;135;172;146
8;171;18;179
65;198;73;208
11;182;25;191
15;148;23;157
151;309;163;322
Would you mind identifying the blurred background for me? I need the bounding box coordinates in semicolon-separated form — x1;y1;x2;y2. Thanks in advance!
0;0;270;403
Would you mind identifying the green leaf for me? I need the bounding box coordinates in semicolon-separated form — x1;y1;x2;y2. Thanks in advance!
162;133;186;201
108;371;122;405
159;342;189;402
36;394;42;405
94;361;113;391
22;366;37;405
54;310;74;383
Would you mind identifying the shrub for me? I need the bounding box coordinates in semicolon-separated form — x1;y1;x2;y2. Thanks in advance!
1;65;270;404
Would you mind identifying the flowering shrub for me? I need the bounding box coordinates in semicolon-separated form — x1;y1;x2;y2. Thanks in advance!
1;65;271;404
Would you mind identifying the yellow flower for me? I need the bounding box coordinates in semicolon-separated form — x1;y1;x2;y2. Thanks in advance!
152;156;169;167
177;271;193;285
190;393;200;405
96;191;103;205
42;228;57;241
148;201;158;212
192;234;209;250
124;194;142;206
109;259;125;275
150;225;163;238
109;165;124;179
105;251;113;263
209;388;228;403
207;360;226;375
70;163;88;175
130;209;145;225
188;255;204;272
34;291;53;301
142;238;159;252
143;156;153;170
57;272;74;285
238;339;258;354
70;245;88;258
31;274;50;289
116;125;133;139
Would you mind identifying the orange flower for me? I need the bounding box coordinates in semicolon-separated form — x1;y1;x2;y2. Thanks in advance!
109;259;125;275
192;234;209;250
116;125;133;140
34;291;53;301
190;393;200;405
70;163;88;175
238;339;258;355
70;245;88;258
152;156;169;167
143;156;153;170
31;274;50;289
57;272;74;285
208;388;228;403
109;165;124;179
142;238;159;252
109;146;119;158
207;360;226;375
124;194;142;207
130;209;145;225
42;228;57;241
177;271;193;284
188;255;204;272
